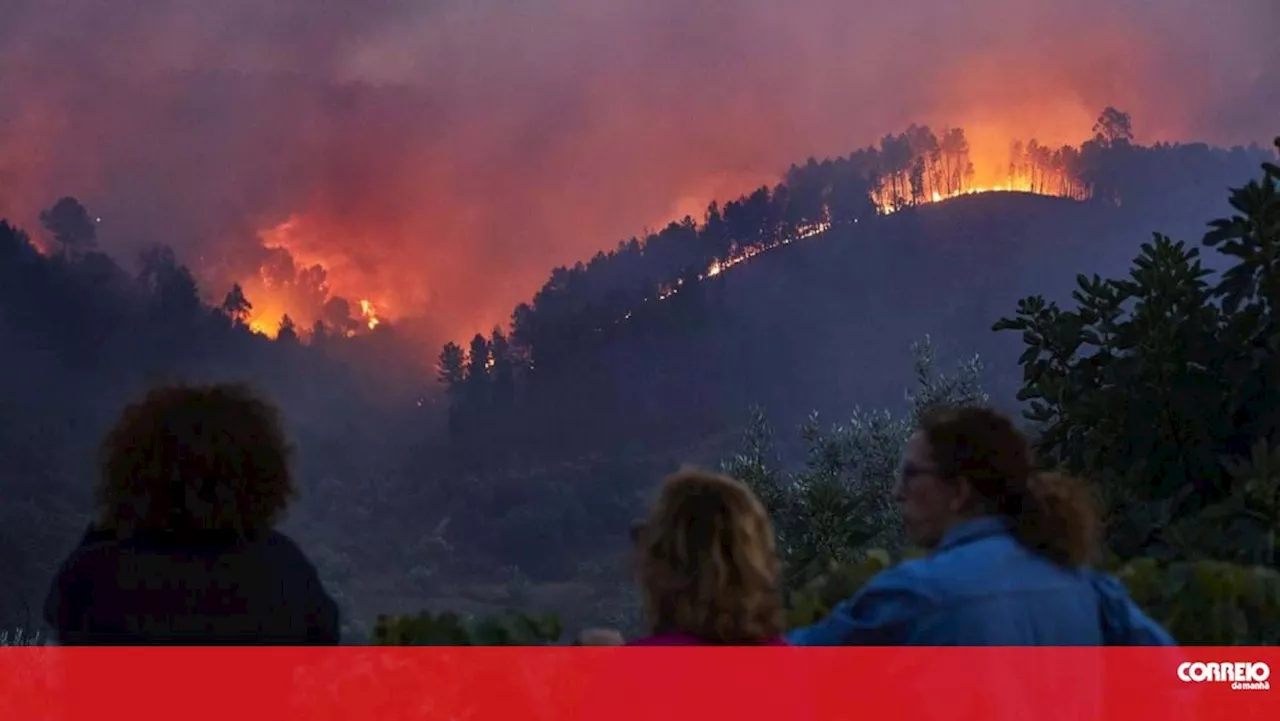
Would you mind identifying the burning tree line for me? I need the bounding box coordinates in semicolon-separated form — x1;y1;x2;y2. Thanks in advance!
434;109;1280;450
868;125;980;210
1008;139;1090;200
219;280;380;344
435;110;1145;408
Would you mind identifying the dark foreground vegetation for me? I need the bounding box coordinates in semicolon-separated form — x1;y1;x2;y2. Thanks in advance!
373;554;1280;645
0;113;1277;641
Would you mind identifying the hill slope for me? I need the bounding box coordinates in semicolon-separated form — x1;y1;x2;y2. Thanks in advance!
456;189;1233;465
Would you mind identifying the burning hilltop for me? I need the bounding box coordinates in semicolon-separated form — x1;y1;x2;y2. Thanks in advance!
636;121;1102;307
465;103;1280;395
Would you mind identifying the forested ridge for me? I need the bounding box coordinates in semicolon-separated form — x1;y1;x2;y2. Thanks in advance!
435;110;1274;460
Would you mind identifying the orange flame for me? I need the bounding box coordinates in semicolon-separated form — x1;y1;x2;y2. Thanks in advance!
232;216;390;340
651;162;1080;315
359;299;381;330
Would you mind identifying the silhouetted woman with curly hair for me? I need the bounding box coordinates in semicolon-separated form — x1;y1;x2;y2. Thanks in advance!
629;469;787;645
44;383;339;645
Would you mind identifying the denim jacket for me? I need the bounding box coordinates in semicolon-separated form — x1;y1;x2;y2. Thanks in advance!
787;516;1175;646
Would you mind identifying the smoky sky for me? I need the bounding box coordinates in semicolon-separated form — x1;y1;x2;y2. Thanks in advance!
1;0;1276;352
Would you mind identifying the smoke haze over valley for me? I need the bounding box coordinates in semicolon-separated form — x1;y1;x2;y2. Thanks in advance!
2;0;1277;352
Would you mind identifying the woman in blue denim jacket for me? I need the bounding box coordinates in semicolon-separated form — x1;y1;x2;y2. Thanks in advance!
788;406;1174;646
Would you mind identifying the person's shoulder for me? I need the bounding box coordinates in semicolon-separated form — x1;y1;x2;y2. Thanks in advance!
259;529;305;552
1089;568;1177;646
260;531;334;590
861;555;940;603
1087;569;1129;597
786;558;939;645
918;529;1038;588
840;557;941;630
59;527;126;571
255;530;317;567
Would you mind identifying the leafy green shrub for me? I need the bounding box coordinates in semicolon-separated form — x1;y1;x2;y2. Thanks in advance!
724;336;987;589
786;551;1280;645
1114;557;1280;644
995;138;1280;562
372;609;563;646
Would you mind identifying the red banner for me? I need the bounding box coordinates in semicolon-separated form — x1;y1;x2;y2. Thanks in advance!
0;647;1274;720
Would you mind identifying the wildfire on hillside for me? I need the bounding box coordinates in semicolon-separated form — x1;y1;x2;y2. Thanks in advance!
648;218;832;305
647;128;1095;308
12;132;1086;348
870;134;1091;215
235;216;390;340
703;219;832;280
651;156;1084;308
237;145;1084;336
878;180;1035;215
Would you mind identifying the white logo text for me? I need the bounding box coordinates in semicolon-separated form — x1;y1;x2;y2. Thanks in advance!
1178;662;1270;691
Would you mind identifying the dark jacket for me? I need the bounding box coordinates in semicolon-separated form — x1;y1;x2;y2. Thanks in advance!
44;525;340;645
787;516;1175;646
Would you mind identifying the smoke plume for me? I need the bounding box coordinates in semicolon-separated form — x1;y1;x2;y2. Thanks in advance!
1;0;1276;354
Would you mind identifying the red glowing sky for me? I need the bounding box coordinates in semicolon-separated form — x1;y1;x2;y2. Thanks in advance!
0;0;1276;353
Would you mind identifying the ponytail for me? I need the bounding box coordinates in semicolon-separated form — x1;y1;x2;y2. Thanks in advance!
919;405;1102;568
1012;471;1102;567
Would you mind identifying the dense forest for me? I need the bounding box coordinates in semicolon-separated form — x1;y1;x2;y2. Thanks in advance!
0;108;1276;638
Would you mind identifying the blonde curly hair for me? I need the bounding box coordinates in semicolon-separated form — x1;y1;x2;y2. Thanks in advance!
636;469;784;643
96;383;297;538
